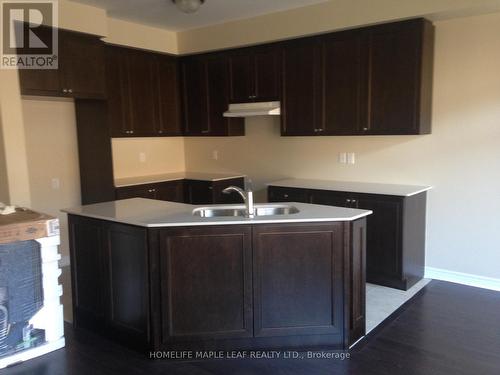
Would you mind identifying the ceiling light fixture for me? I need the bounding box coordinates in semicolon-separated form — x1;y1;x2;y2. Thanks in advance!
172;0;205;14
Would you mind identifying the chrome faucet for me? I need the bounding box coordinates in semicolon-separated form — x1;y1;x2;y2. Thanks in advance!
223;185;255;218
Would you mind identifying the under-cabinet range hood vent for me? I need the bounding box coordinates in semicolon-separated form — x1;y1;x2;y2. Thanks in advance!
223;101;280;118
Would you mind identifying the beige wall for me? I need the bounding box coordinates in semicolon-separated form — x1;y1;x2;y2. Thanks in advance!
104;18;178;54
22;98;82;259
177;0;500;53
184;12;500;279
0;70;31;207
112;138;185;179
0;106;9;204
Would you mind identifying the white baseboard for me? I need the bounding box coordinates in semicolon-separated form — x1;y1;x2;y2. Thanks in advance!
59;255;70;267
425;267;500;292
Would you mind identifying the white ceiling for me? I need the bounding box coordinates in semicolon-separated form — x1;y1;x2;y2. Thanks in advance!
70;0;330;31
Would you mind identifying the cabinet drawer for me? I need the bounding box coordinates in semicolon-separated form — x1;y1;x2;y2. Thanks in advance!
268;186;311;203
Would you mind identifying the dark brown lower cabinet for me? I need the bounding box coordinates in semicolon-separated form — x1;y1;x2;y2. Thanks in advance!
268;185;427;290
69;215;150;350
184;177;245;204
115;177;245;205
116;180;184;202
68;216;366;352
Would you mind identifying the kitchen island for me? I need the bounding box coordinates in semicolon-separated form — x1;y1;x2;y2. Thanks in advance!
64;198;371;352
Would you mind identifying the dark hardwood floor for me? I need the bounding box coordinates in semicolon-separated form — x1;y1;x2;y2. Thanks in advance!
4;280;500;375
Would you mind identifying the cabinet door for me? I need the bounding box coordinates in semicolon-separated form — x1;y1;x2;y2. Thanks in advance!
357;196;403;283
229;52;254;102
268;186;311;203
367;21;422;134
127;50;158;136
159;226;253;342
106;46;132;137
254;47;281;101
155;55;182;136
105;223;149;347
323;32;367;135
182;58;209;135
18;27;60;96
253;223;344;339
68;215;106;329
183;180;213;204
206;56;231;136
155;181;184;203
281;39;323;135
59;31;106;98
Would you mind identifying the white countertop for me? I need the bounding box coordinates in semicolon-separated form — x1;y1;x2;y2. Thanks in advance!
115;172;246;188
62;198;372;228
268;179;432;197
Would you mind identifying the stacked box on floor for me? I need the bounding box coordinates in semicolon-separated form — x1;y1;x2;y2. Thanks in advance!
0;209;64;369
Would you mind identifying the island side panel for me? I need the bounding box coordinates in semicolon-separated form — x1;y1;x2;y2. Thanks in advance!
68;215;152;351
345;218;367;347
68;214;107;332
402;192;427;289
252;223;345;343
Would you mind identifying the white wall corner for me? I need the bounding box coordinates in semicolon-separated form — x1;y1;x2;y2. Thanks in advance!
425;267;500;292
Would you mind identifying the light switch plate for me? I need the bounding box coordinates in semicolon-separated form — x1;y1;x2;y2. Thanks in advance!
338;152;347;164
212;150;219;161
347;153;356;164
139;152;146;163
51;178;60;190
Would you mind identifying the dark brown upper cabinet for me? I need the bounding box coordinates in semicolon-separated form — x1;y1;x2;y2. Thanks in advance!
106;45;182;138
281;18;434;136
281;38;323;136
229;46;281;103
322;31;368;135
365;19;434;135
19;29;106;99
182;54;244;136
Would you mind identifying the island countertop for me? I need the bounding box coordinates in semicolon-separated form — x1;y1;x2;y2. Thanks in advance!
62;198;372;228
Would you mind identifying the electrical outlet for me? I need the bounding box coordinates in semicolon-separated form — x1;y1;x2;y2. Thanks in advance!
338;152;347;164
347;153;356;164
51;178;60;190
212;150;219;161
139;152;146;163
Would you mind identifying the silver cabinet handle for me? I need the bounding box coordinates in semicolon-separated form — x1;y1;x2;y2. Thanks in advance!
62;89;68;93
68;89;73;93
362;127;368;131
284;194;289;198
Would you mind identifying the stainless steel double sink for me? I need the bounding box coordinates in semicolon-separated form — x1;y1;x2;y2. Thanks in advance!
193;204;300;218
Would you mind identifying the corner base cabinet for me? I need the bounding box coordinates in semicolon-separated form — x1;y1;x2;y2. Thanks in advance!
269;185;427;290
68;216;366;352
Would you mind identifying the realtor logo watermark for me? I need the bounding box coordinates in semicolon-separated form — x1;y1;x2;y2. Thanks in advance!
1;0;58;69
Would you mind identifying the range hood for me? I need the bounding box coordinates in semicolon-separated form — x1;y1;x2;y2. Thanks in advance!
223;101;281;118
